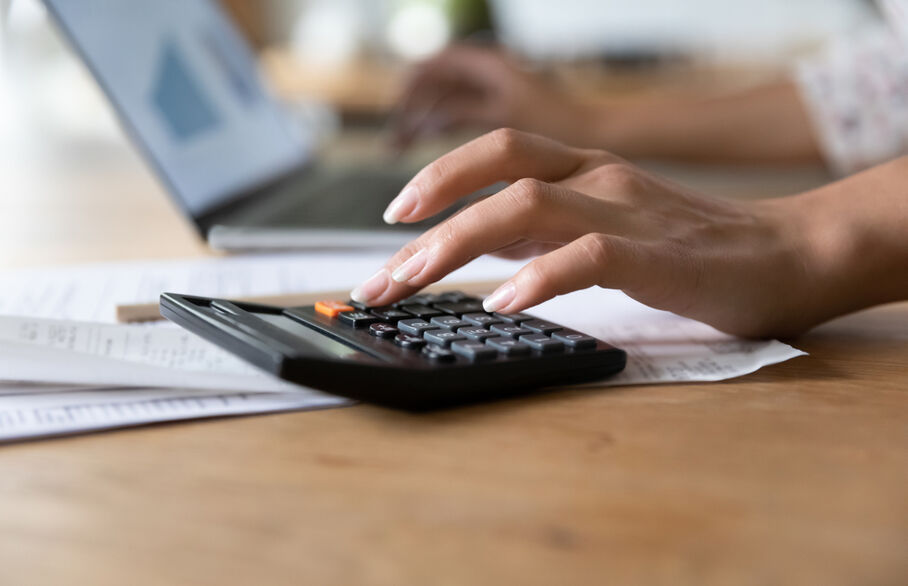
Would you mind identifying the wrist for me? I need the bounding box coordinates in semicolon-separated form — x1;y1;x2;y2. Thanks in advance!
787;172;908;323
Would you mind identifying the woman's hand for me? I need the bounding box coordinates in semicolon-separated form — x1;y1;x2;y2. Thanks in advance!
354;129;908;338
392;45;592;149
352;128;853;339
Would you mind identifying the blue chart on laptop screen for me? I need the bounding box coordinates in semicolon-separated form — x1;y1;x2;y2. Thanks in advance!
45;0;311;216
153;39;222;142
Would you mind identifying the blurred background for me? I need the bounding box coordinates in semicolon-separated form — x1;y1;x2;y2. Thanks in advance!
0;0;882;152
0;0;886;265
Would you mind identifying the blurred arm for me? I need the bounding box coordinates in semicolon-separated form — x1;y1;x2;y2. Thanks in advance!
582;81;823;165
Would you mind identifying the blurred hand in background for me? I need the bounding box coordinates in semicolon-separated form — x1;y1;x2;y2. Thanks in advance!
391;44;595;149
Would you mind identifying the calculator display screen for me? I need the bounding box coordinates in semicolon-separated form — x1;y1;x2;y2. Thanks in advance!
254;313;366;361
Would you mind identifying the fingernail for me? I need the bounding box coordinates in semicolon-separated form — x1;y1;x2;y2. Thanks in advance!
383;185;420;224
391;248;428;283
350;268;391;303
483;282;517;313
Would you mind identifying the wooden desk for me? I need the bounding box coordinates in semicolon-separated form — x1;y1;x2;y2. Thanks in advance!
0;138;906;586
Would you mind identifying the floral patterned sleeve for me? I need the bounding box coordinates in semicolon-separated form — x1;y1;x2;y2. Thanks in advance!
793;0;908;176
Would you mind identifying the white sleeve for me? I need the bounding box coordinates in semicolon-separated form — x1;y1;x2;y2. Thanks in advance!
792;27;908;176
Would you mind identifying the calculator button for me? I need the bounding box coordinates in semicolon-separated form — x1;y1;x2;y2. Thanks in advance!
486;337;532;357
433;301;486;316
396;293;439;307
489;324;533;338
456;327;496;341
423;329;467;347
347;299;370;311
492;312;535;324
315;300;355;318
369;307;412;321
398;318;436;336
451;341;498;361
393;333;427;349
461;312;503;327
337;311;382;328
518;334;565;353
521;320;563;334
368;323;399;339
421;344;456;362
399;304;444;319
552;329;597;349
436;291;477;303
431;315;469;330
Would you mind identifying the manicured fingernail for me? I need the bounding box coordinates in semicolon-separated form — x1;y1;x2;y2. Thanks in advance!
391;248;428;283
483;282;517;313
383;185;419;224
350;268;390;303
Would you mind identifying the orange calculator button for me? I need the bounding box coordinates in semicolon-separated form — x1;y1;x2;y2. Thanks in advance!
315;300;355;318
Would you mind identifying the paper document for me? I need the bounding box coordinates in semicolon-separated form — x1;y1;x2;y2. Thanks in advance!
528;287;805;386
0;385;346;442
0;317;299;392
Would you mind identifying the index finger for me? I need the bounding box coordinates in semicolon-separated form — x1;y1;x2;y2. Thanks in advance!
382;128;605;224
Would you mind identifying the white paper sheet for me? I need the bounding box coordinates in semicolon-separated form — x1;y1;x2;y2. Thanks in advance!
0;385;347;442
0;253;521;322
527;287;806;386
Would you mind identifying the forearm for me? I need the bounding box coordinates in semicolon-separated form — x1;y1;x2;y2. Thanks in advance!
577;81;824;165
793;156;908;320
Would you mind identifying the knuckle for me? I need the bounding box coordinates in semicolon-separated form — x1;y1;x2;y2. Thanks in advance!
576;233;615;267
507;177;549;208
488;127;526;155
592;163;640;190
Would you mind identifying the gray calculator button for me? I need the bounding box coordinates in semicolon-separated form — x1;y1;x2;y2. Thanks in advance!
370;307;412;321
433;301;485;316
421;344;456;362
337;311;381;328
368;322;398;338
431;315;469;330
398;318;435;335
461;312;503;327
393;333;426;349
490;324;533;338
451;341;498;361
456;327;496;341
395;293;437;307
423;329;467;347
521;320;563;334
518;334;564;353
552;329;597;349
399;304;443;319
486;337;531;356
436;291;476;303
492;312;534;324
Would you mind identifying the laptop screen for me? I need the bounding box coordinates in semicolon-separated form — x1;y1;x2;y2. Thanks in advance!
44;0;312;218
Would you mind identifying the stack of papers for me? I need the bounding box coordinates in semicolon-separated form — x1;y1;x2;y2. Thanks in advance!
0;253;805;442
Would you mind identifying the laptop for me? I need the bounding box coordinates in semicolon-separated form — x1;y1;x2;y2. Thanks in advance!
43;0;468;250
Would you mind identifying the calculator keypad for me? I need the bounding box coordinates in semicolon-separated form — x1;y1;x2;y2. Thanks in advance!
311;293;598;363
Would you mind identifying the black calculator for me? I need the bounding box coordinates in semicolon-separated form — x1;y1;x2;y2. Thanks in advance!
160;291;626;410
